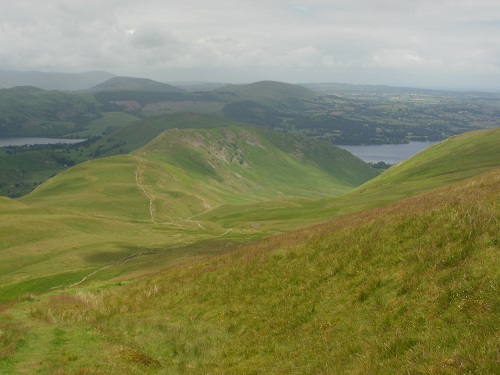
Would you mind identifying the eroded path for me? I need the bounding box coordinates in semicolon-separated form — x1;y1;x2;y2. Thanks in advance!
133;157;230;234
65;158;233;287
135;161;158;224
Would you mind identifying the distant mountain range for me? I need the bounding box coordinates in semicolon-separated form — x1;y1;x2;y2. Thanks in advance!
0;70;116;91
88;76;187;93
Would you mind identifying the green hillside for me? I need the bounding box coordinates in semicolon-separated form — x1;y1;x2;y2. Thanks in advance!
0;124;378;306
90;112;245;157
197;127;500;231
216;80;317;108
0;113;241;197
0;87;101;137
0;126;498;373
0;147;87;197
216;80;319;128
2;167;498;374
354;127;500;199
22;125;376;220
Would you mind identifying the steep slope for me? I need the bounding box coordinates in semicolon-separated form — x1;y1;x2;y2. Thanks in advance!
0;125;376;303
22;126;377;221
354;127;500;199
200;127;500;230
18;168;499;374
0;126;497;373
89;112;244;157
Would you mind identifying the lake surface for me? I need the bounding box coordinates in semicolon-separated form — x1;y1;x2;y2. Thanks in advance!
337;142;438;164
0;137;86;147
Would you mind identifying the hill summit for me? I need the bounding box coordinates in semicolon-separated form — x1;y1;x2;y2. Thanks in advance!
89;76;187;93
23;124;377;221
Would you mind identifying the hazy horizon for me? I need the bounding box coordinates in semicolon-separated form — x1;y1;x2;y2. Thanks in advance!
1;1;499;91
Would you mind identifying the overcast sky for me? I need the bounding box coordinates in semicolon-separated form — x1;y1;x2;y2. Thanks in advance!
1;0;499;90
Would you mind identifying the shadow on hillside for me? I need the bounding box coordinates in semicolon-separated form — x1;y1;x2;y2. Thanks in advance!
80;237;251;282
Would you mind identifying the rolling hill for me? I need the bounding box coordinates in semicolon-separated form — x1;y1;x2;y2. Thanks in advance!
0;120;378;304
89;76;187;93
215;81;320;128
0;70;114;91
22;125;377;221
38;169;499;374
195;127;500;230
1;147;497;373
0;86;101;137
1;127;496;300
0;126;498;373
216;80;318;107
353;127;500;198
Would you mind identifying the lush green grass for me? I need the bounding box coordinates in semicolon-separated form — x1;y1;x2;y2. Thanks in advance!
0;125;375;303
0;197;224;303
23;125;376;219
0;112;223;197
199;127;500;231
0;127;498;373
1;127;497;303
355;127;500;198
4;168;497;373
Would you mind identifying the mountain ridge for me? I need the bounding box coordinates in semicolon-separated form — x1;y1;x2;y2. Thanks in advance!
0;70;115;91
23;125;377;221
0;127;498;373
89;76;187;93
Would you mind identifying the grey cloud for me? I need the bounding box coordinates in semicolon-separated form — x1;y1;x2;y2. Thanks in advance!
0;0;498;90
129;26;179;49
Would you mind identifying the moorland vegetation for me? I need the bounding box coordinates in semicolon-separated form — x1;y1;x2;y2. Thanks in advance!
0;74;498;373
0;123;498;373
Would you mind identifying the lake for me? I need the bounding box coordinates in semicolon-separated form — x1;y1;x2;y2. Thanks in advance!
337;142;438;164
0;137;86;147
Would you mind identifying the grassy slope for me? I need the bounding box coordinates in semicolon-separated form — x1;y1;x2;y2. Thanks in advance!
70;111;140;137
6;167;498;374
0;148;80;197
2;128;496;301
200;127;500;231
22;126;376;219
0;113;218;198
0;128;498;373
354;127;500;199
0;126;375;303
90;112;246;157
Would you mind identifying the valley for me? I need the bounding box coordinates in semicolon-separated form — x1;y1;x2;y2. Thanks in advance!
0;123;498;372
0;75;498;373
1;78;499;198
